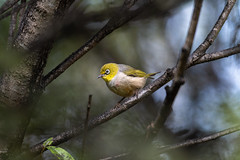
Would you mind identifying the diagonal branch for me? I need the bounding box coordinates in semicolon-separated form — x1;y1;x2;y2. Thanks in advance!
187;44;240;67
8;3;18;47
0;2;25;21
18;0;26;26
145;0;203;140
191;0;236;62
99;125;240;159
157;125;240;154
42;0;152;87
0;0;20;15
175;0;203;80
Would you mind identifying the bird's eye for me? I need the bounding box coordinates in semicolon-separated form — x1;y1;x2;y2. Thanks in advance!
105;69;110;75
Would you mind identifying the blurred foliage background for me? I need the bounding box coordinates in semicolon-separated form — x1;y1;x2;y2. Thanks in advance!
1;0;240;159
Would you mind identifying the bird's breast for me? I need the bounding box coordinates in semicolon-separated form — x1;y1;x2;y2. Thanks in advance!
107;72;147;97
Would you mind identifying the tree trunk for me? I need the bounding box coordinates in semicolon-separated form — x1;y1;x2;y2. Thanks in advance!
0;0;74;159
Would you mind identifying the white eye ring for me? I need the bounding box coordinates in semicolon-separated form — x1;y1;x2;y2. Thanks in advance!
105;69;110;75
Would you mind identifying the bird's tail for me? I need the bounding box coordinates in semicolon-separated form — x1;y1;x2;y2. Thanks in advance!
146;71;161;78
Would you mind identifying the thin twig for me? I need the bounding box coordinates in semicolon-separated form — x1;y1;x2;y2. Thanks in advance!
99;152;129;160
145;0;203;140
0;0;20;15
18;0;26;25
8;3;18;48
157;125;240;154
81;95;92;159
187;44;240;67
191;0;236;62
99;125;240;160
0;3;23;21
0;0;30;21
42;0;150;87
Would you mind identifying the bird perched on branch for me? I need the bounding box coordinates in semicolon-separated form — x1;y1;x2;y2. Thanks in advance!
98;63;160;97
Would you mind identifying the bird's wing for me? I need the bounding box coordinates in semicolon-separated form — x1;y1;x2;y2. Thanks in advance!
118;64;147;77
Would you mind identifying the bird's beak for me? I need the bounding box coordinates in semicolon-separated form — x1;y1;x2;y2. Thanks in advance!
97;74;104;79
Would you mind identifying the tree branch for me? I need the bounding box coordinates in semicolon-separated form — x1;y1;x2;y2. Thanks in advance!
157;125;240;154
8;4;18;47
187;44;240;67
0;2;24;21
18;0;26;26
42;0;152;87
81;95;92;159
175;0;203;80
145;0;236;139
145;0;203;140
191;0;236;62
0;0;20;15
99;152;129;160
99;125;240;160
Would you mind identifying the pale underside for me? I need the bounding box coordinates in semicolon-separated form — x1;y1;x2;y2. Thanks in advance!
107;72;147;97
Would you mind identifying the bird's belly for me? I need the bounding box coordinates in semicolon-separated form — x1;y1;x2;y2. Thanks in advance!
107;75;146;97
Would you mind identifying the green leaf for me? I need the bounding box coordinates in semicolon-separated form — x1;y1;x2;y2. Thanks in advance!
47;146;75;160
43;137;54;147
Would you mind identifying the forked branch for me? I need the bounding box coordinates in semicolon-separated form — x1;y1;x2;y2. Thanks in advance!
191;0;236;62
145;0;203;140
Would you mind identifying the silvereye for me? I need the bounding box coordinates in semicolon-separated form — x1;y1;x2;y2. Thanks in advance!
98;63;159;97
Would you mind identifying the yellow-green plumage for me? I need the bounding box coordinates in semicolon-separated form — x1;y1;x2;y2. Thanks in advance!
98;63;159;97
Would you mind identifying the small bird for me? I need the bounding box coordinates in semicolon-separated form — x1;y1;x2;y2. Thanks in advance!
98;63;159;97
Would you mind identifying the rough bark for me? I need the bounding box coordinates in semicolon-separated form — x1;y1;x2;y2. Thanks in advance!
0;0;74;159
